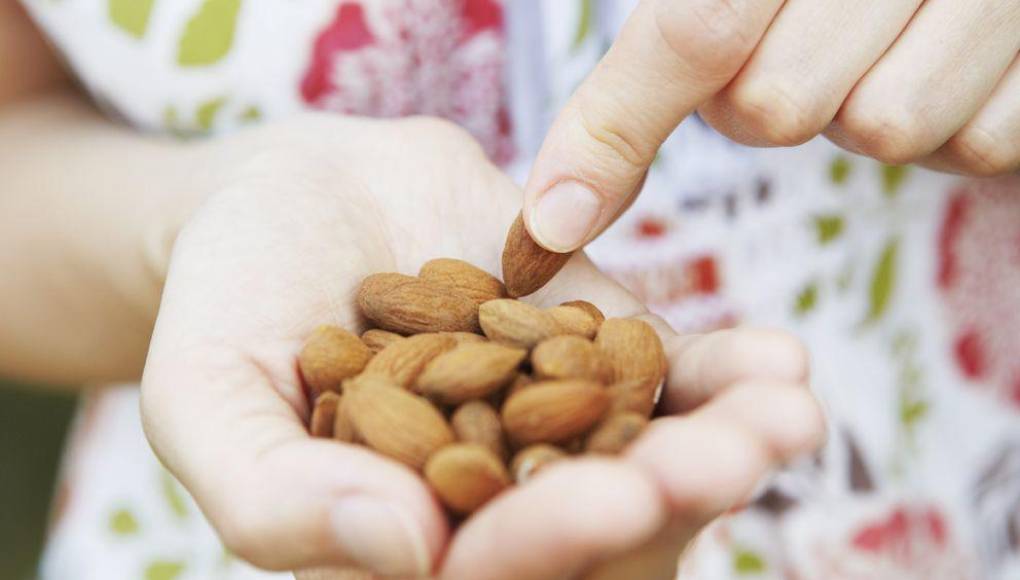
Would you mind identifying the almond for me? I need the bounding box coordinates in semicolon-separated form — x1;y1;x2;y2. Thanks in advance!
479;299;560;348
546;305;600;339
416;342;526;405
596;318;667;389
362;333;456;389
510;444;567;483
358;273;479;334
560;300;605;324
309;392;340;438
532;335;609;383
585;412;649;454
451;400;506;459
298;325;372;396
608;378;658;418
441;331;487;344
419;258;507;306
502;379;609;445
333;395;359;443
425;443;510;514
345;375;454;469
361;329;404;354
501;213;572;297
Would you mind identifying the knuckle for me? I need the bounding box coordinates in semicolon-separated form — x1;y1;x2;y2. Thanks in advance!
730;81;825;146
655;0;756;77
838;104;934;165
573;100;651;176
947;128;1018;177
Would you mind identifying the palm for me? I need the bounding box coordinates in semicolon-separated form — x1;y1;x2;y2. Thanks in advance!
141;116;823;580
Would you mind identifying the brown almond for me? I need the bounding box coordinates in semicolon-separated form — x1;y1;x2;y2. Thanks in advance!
596;318;667;389
451;400;506;459
441;331;487;344
333;395;359;443
345;376;455;469
416;342;526;405
425;444;510;514
546;305;600;339
531;335;609;383
309;392;340;438
358;273;479;334
560;300;605;324
502;379;609;445
479;299;560;348
608;378;658;418
361;329;405;354
419;258;507;306
501;213;572;297
510;444;567;483
585;412;649;454
298;326;372;396
362;333;456;389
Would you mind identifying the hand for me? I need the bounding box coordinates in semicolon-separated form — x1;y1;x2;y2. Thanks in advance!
522;0;1020;253
140;114;825;578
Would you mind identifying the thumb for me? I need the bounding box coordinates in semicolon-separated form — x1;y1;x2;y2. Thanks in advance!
523;0;782;252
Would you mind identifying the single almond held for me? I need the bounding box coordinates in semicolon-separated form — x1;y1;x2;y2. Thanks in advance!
416;342;526;405
479;299;560;349
362;333;456;389
299;325;372;396
502;379;609;445
309;392;340;438
532;335;609;383
419;258;507;306
345;375;454;469
425;443;510;514
358;273;480;334
585;412;649;454
510;444;567;483
501;213;573;297
451;400;506;459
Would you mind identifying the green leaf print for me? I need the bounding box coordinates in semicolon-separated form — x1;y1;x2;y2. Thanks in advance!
177;0;241;66
881;164;909;198
571;0;594;51
864;238;899;323
733;548;767;574
813;214;845;245
829;156;851;185
795;282;819;316
109;0;155;38
109;508;139;536
239;104;262;123
160;469;189;519
196;96;227;131
900;398;929;427
145;560;185;580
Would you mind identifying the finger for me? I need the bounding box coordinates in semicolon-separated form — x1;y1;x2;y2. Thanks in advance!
829;0;1020;164
700;0;923;146
141;348;447;575
924;55;1020;176
522;0;784;253
581;521;691;580
438;459;666;580
661;328;810;413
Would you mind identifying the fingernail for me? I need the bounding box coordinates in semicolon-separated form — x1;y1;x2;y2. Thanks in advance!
529;181;602;252
331;496;431;576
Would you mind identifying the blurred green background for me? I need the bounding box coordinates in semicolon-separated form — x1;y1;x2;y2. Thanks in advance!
0;381;77;580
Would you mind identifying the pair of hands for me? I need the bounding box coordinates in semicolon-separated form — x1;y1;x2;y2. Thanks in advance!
523;0;1020;254
141;115;824;579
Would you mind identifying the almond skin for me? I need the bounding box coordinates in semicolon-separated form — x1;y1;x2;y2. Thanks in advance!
560;300;605;324
416;342;526;405
345;375;455;469
362;333;456;389
501;213;573;297
532;335;609;383
479;299;560;349
608;378;658;418
441;331;487;344
585;412;649;454
358;273;480;334
419;258;507;306
546;305;600;339
595;318;667;389
451;400;506;459
309;392;340;438
299;325;372;396
332;395;359;443
510;444;567;483
425;443;510;514
502;379;610;445
361;329;405;354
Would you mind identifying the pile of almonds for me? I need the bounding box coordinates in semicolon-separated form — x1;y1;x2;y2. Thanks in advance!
299;258;666;517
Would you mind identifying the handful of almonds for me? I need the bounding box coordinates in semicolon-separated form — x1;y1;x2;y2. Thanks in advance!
299;258;666;517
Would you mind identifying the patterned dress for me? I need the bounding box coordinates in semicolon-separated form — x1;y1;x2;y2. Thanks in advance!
21;1;1020;579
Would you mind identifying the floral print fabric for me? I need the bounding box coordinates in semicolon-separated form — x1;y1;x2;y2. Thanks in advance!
21;1;1020;578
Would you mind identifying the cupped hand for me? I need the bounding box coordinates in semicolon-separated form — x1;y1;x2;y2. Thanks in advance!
523;0;1020;254
140;114;825;579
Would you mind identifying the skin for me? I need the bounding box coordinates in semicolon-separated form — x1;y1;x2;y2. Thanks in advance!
522;0;1020;254
0;5;825;578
